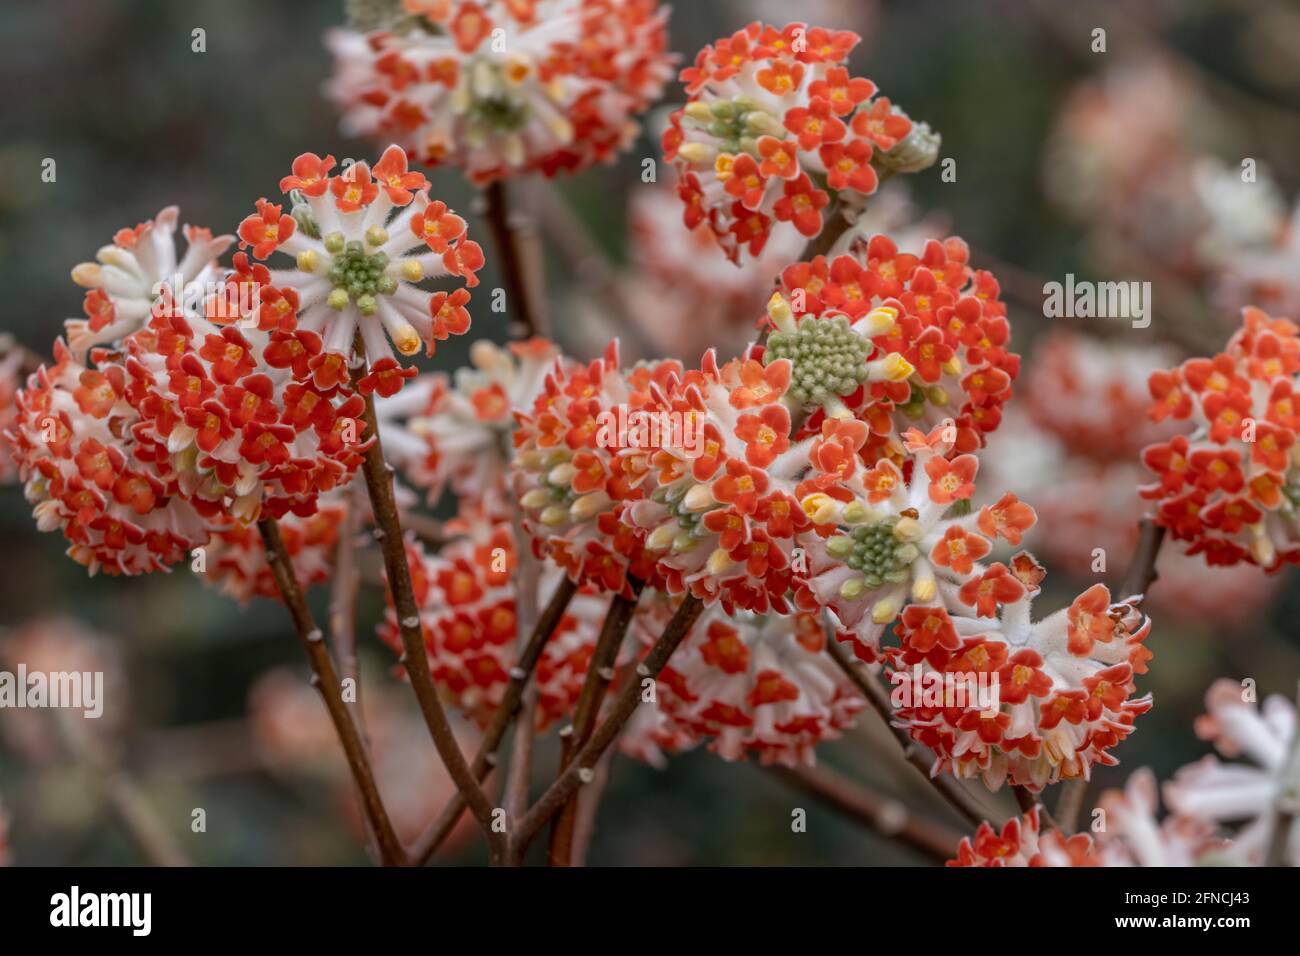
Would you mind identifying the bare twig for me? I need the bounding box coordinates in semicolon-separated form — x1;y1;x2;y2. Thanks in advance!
1265;681;1300;866
408;575;579;864
483;180;544;339
825;637;994;827
257;516;404;865
767;762;962;864
548;578;645;866
570;748;614;866
511;593;705;860
357;388;506;863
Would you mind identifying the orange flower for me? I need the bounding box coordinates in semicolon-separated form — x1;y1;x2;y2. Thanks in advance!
278;152;336;197
930;525;991;576
1066;584;1115;656
925;453;978;505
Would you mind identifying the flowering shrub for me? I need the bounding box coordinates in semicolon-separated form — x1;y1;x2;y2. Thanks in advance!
328;0;674;183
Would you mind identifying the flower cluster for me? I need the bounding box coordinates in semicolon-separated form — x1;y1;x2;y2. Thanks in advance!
64;205;234;359
663;21;935;262
378;505;608;730
8;339;208;575
635;596;864;766
200;494;349;604
512;341;678;597
883;544;1153;790
769;235;1018;462
376;337;560;511
1141;306;1300;570
327;0;674;184
237;147;483;378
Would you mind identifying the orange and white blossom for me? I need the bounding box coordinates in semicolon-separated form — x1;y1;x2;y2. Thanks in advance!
795;424;1027;659
632;593;864;767
199;492;349;604
377;504;609;731
375;337;560;513
768;234;1019;463
1164;678;1300;866
236;146;483;381
663;21;935;263
1141;306;1300;570
884;545;1153;790
511;340;677;598
7;339;207;575
327;1;674;184
64;205;233;359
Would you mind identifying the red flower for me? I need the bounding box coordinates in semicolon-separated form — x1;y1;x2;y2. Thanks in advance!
899;605;960;654
819;138;877;194
429;288;472;345
238;199;295;259
925;454;978;505
773;173;829;238
958;564;1025;617
358;357;417;397
371;145;427;206
977;492;1036;545
330;161;380;212
411;200;467;253
757;136;800;180
1066;584;1114;656
808;67;876;115
279;152;336;197
734;404;791;468
723;153;768;210
730;359;790;408
713;458;769;516
784;98;847;151
851;98;912;151
930;526;991;576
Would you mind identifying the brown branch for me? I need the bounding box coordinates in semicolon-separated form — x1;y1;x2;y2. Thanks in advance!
357;388;507;863
483;180;544;339
767;762;962;864
257;516;405;865
547;578;645;866
825;637;995;828
408;575;579;865
570;748;614;866
511;593;705;860
1119;518;1168;605
1013;784;1059;830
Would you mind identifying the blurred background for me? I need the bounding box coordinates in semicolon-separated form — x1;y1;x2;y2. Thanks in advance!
0;0;1298;865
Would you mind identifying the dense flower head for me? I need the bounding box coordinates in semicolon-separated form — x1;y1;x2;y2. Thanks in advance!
623;349;811;613
1165;678;1299;866
236;146;483;376
512;340;677;597
7;340;208;575
796;424;1016;659
327;1;674;184
376;337;560;512
122;309;369;525
379;505;608;730
635;595;864;766
200;494;348;604
1141;306;1300;570
663;21;933;263
766;235;1018;461
884;545;1153;790
64;206;233;359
